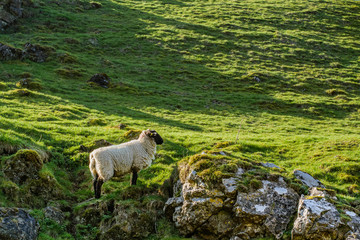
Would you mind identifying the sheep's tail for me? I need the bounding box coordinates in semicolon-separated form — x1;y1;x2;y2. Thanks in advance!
89;152;98;179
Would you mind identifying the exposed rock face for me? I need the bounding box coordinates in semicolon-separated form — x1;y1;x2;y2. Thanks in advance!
164;168;299;239
88;73;111;88
0;42;23;60
0;207;39;240
0;0;33;30
233;179;299;239
292;187;349;240
3;149;43;185
294;170;325;188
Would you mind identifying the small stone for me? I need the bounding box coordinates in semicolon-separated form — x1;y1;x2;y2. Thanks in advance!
261;162;280;169
235;168;244;178
219;151;226;156
43;206;64;224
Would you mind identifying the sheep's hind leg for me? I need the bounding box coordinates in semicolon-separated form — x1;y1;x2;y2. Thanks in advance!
93;175;98;198
130;170;138;186
95;179;104;199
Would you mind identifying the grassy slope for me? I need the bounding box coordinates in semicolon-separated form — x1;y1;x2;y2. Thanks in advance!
0;0;359;238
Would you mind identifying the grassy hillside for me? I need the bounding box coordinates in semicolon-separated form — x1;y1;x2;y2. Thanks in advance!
0;0;359;239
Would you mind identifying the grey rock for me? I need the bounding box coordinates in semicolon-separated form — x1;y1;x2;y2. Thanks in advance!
222;177;238;196
261;162;280;169
235;167;244;178
309;187;337;200
294;170;325;188
233;180;299;239
292;188;349;240
345;211;360;239
0;207;39;240
43;206;64;224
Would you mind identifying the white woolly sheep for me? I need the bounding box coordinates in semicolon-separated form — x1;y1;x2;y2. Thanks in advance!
89;129;163;198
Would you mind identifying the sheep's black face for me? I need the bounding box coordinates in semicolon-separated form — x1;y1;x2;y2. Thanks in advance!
148;130;163;145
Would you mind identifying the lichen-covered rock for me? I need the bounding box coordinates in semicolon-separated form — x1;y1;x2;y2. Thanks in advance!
0;207;39;240
165;166;299;239
292;188;349;240
345;211;360;240
233;179;299;239
294;170;325;188
3;149;43;185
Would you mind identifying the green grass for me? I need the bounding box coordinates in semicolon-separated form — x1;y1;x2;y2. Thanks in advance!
0;0;360;239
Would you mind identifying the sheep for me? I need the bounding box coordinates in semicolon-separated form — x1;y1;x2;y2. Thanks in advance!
89;129;163;198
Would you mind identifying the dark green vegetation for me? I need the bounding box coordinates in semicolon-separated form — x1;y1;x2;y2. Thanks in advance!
0;0;359;239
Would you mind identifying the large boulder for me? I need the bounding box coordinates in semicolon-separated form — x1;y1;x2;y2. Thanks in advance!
0;207;39;240
292;187;349;240
3;149;43;185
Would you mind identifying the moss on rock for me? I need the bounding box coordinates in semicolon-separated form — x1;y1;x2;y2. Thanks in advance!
3;149;43;185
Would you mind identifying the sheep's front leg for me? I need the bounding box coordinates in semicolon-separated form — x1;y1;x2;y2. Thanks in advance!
130;169;138;186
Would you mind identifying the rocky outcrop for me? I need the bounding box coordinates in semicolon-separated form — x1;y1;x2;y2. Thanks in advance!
165;154;360;240
0;0;33;30
165;167;299;239
0;207;39;240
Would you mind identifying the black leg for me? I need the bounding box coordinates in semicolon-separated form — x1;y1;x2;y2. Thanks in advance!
130;170;138;186
93;176;98;198
95;179;104;199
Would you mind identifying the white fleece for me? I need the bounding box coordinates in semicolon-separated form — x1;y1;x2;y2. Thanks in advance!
89;131;156;181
